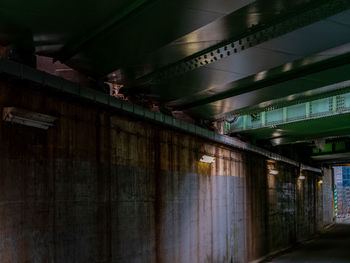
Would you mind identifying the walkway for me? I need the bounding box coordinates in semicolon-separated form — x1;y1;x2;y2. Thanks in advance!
268;220;350;263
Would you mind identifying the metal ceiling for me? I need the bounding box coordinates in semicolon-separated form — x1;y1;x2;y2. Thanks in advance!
2;0;350;152
160;13;350;118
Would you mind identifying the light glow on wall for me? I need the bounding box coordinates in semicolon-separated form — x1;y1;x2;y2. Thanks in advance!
200;155;215;164
269;169;279;175
267;160;278;175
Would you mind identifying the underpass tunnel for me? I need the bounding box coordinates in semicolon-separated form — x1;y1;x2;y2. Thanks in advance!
0;1;350;262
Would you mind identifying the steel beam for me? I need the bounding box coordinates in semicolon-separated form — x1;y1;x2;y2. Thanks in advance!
312;152;350;163
226;92;350;134
218;79;350;122
312;141;347;156
141;0;350;84
167;44;350;112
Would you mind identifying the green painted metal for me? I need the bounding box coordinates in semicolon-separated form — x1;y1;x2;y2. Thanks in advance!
2;0;350;140
226;92;350;134
312;142;346;154
336;142;346;152
321;144;333;154
311;142;349;164
168;44;350;117
1;0;350;126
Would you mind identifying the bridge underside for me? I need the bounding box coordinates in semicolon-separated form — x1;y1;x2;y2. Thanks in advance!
0;0;349;262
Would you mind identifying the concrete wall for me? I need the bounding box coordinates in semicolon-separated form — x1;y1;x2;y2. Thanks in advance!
0;80;333;262
320;167;334;227
245;160;334;261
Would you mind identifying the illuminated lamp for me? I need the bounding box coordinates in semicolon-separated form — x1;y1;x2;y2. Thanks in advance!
269;169;279;175
267;160;278;175
200;155;215;164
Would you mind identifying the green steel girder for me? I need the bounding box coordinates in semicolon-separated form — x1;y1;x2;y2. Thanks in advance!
139;0;350;84
167;45;350;113
220;80;350;120
225;92;350;134
312;152;350;164
312;141;346;155
311;140;350;163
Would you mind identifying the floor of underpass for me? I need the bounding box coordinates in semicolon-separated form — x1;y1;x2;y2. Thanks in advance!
264;219;350;263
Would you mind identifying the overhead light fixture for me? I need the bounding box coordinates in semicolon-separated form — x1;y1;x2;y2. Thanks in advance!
3;107;56;130
200;155;215;164
269;169;279;175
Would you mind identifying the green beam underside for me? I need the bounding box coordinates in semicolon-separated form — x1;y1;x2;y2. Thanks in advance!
312;142;346;154
226;93;350;134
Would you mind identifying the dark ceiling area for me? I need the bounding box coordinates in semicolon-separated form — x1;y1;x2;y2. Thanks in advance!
2;0;350;164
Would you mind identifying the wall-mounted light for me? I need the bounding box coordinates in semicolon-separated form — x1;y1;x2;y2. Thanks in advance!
200;155;215;164
3;107;56;130
267;160;278;175
298;175;306;180
319;179;323;184
269;169;279;175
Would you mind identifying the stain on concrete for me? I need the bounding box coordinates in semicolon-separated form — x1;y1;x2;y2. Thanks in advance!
0;80;334;262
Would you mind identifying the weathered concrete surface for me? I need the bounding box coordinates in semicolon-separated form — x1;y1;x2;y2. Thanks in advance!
246;162;334;262
267;219;350;262
320;167;334;228
0;80;334;262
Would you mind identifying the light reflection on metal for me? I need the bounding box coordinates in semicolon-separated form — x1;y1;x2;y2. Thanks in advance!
167;43;350;116
254;71;267;82
283;63;293;72
229;79;350;121
200;155;216;164
142;0;350;84
272;131;282;137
